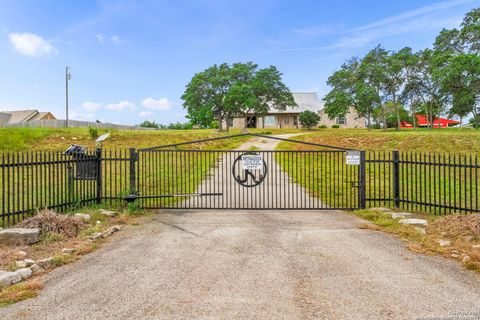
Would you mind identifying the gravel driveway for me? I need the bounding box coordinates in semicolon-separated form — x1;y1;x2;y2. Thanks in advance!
1;209;480;319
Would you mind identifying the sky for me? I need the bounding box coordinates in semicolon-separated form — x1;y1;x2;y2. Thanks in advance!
0;0;479;125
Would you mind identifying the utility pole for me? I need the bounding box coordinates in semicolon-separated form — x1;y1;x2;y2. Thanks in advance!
65;66;71;127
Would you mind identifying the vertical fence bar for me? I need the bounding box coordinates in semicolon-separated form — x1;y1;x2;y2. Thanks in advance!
96;148;102;204
129;148;137;195
392;150;400;208
359;150;366;209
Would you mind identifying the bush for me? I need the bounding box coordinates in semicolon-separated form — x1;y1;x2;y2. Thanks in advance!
139;120;159;129
17;209;85;238
331;124;340;128
88;127;99;139
299;110;320;129
318;125;327;129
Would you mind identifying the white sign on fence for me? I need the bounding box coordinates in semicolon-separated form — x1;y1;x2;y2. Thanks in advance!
346;151;361;165
241;154;263;170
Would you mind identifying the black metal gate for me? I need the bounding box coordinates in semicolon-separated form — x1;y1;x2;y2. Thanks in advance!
134;134;364;210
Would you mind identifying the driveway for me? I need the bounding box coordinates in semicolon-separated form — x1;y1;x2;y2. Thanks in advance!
2;210;480;319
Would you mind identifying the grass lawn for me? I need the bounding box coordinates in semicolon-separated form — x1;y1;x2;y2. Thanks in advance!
0;127;312;152
276;127;480;153
276;128;480;213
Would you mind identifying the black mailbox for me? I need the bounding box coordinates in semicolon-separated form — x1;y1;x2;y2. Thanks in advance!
65;145;98;180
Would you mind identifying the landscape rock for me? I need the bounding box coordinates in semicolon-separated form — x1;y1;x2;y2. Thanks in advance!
99;209;115;217
92;232;104;240
415;227;426;235
36;257;53;269
30;264;45;275
451;253;460;258
96;220;102;225
462;255;471;263
16;267;32;279
472;244;480;250
438;239;451;247
15;250;27;259
24;258;35;266
62;248;74;254
0;271;22;288
399;219;428;226
0;228;40;245
371;207;392;212
388;212;412;219
112;225;122;232
74;213;91;221
16;260;27;268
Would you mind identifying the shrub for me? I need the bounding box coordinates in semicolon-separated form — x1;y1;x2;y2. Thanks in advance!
17;209;85;238
88;126;99;139
299;110;320;129
331;124;340;128
318;125;327;129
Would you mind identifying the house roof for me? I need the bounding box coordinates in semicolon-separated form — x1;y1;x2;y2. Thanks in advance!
0;110;39;123
31;112;55;120
268;92;324;114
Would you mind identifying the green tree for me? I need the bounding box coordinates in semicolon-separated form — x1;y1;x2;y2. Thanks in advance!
433;8;480;128
323;57;379;129
298;110;320;129
139;120;159;129
182;62;296;131
359;46;388;129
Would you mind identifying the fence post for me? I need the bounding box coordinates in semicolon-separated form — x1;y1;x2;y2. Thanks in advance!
129;148;137;194
359;150;366;209
392;150;400;208
95;148;102;204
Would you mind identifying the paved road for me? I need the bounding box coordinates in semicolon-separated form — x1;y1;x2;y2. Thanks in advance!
2;210;480;320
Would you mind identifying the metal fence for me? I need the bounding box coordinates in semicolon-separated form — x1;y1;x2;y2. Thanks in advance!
366;151;479;214
0;148;479;226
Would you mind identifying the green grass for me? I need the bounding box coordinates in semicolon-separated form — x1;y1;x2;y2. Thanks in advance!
276;128;480;213
276;128;480;153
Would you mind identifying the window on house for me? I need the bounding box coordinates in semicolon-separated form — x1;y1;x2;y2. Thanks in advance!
293;116;297;126
336;117;347;125
227;118;233;127
284;117;289;124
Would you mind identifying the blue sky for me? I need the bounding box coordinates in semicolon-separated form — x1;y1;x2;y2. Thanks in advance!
1;0;479;125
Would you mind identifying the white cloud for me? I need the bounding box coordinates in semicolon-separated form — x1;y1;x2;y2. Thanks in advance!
141;97;172;110
139;111;154;118
81;101;103;111
95;34;104;43
9;33;58;57
111;35;120;45
105;101;135;111
70;111;96;121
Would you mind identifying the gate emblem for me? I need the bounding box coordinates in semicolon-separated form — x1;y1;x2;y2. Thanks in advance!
232;152;267;187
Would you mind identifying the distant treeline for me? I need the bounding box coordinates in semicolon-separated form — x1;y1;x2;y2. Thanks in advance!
323;8;480;129
138;120;195;130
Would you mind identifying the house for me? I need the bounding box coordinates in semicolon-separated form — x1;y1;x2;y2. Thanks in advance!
229;92;365;129
400;115;461;128
0;110;56;124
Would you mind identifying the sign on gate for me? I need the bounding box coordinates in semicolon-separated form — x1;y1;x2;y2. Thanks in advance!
346;150;360;165
241;154;263;170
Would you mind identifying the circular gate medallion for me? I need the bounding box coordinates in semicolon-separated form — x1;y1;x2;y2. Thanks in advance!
232;152;267;187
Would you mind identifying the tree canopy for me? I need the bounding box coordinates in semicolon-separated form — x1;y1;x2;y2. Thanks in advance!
182;62;296;131
323;8;480;129
298;110;320;129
